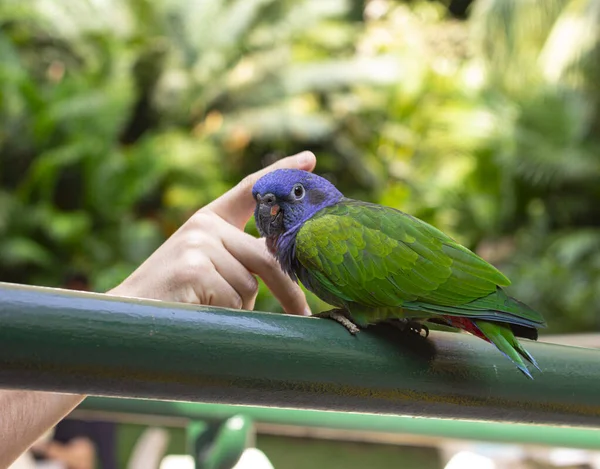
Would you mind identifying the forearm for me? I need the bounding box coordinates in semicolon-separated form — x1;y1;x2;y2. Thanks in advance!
0;390;85;468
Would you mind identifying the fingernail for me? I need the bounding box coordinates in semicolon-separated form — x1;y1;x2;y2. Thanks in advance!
296;151;315;166
303;306;312;316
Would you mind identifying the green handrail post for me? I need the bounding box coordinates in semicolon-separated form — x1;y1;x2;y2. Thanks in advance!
186;416;253;469
202;415;254;469
1;282;600;427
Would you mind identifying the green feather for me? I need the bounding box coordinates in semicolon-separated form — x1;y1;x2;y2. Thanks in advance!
295;198;545;377
296;199;514;310
475;320;540;379
405;288;545;328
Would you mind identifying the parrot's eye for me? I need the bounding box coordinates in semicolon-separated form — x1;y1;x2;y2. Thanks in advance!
292;184;305;200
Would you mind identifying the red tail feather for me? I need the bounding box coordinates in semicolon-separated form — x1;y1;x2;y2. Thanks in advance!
442;315;490;342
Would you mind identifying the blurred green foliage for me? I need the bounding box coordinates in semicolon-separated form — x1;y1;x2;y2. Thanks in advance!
1;0;598;333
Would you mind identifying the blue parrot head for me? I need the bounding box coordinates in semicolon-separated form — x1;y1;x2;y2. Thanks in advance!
253;169;343;239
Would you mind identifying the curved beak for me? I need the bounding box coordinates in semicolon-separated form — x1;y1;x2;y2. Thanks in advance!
255;193;283;238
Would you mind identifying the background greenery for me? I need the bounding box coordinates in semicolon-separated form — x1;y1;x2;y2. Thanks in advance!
1;0;599;333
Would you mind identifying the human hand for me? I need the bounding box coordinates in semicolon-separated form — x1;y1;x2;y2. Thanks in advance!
36;438;95;469
108;151;316;315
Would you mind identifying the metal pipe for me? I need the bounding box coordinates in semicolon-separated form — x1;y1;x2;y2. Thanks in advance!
1;282;600;426
80;397;600;450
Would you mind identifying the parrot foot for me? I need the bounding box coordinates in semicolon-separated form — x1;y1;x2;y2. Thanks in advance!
314;309;360;335
389;319;429;338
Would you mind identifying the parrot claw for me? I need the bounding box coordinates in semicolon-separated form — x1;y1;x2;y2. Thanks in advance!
418;323;430;338
314;309;360;335
389;319;429;338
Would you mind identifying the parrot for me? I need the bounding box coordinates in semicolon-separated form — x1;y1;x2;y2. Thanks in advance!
252;169;547;378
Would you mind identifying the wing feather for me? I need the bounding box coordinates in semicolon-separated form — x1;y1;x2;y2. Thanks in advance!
296;199;510;309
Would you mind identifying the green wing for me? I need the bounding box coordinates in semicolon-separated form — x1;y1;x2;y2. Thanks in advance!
296;199;544;326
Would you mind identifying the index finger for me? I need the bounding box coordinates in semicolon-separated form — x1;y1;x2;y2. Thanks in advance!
251;237;311;316
217;221;311;315
202;151;316;229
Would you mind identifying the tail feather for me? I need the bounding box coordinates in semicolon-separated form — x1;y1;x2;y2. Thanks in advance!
403;287;545;378
514;341;541;371
405;288;547;330
475;320;539;379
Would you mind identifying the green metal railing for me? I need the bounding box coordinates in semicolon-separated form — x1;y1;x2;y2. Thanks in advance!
184;414;254;469
1;282;600;425
78;397;600;450
1;281;600;467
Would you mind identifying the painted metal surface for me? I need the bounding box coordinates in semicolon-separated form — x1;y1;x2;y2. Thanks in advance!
187;415;254;469
201;415;254;469
81;397;600;449
1;282;600;426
